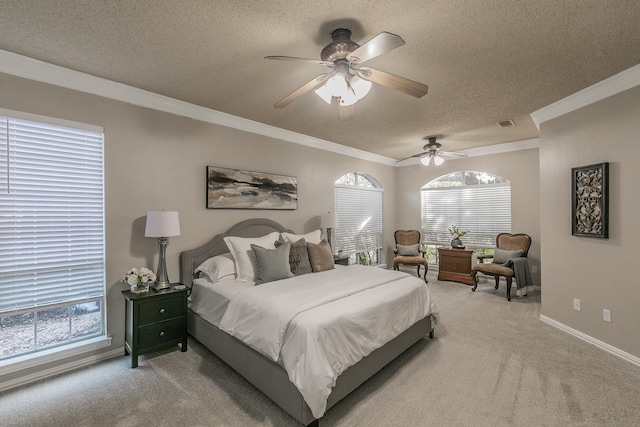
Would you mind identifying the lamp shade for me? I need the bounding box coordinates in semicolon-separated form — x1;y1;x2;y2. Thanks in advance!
320;212;339;229
145;211;181;237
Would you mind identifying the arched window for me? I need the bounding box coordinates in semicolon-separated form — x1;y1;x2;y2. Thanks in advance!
334;173;383;265
421;171;511;262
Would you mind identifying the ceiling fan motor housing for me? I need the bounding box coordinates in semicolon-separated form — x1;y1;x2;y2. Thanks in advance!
321;28;360;62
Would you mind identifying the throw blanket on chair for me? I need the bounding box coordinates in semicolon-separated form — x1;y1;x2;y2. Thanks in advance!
507;257;533;297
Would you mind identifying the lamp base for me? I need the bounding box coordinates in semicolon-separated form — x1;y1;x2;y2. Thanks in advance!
153;281;171;291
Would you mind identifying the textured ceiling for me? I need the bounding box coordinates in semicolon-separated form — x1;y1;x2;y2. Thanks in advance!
2;1;640;160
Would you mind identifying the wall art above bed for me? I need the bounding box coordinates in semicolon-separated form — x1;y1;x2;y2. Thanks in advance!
206;166;298;210
571;162;609;238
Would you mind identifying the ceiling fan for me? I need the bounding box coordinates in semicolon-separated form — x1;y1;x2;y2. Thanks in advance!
265;28;429;120
400;136;468;166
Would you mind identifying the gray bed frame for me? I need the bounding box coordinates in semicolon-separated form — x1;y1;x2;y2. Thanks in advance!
180;218;434;426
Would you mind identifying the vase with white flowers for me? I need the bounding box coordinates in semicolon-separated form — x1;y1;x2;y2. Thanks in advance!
448;225;468;248
122;267;156;293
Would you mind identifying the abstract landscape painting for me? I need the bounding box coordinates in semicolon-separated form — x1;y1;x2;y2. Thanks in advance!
206;166;297;210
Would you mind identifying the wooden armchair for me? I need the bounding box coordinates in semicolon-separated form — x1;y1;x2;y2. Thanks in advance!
392;230;428;283
471;233;531;301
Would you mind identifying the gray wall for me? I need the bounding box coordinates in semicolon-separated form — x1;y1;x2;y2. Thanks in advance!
0;72;397;381
539;84;640;358
395;149;542;287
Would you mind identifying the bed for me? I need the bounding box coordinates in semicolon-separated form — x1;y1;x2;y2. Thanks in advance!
179;218;437;426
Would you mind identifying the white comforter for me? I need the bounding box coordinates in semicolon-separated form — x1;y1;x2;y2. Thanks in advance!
218;265;437;418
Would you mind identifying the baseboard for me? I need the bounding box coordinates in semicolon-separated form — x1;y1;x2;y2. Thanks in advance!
0;347;124;392
540;315;640;367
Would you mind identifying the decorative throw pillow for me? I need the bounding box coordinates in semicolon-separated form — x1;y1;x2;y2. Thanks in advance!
223;232;280;281
276;238;312;276
195;253;236;283
250;242;293;284
396;243;420;256
281;229;322;245
492;248;523;264
306;239;335;272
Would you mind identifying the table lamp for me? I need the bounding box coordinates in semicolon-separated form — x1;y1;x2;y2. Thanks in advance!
145;211;181;290
320;212;339;252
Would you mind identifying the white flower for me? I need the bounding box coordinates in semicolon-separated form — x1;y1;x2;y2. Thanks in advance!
122;267;157;286
448;225;468;239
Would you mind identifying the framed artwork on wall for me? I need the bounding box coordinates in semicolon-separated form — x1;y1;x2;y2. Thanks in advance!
571;162;609;238
206;166;298;210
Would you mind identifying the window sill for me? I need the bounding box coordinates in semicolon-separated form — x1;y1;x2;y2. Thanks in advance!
0;335;112;378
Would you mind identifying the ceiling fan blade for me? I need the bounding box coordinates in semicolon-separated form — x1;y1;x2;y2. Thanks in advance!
439;151;468;159
347;32;405;64
273;73;330;108
396;152;427;162
358;67;429;98
338;105;354;121
265;56;334;66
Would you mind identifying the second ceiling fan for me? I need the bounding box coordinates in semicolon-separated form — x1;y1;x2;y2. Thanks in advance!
400;136;468;166
266;28;429;120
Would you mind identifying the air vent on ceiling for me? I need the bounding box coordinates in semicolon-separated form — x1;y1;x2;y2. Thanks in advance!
498;119;516;128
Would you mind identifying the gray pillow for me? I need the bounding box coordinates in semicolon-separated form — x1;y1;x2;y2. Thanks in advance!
396;243;420;256
306;240;335;272
250;243;293;284
492;248;523;264
276;238;312;276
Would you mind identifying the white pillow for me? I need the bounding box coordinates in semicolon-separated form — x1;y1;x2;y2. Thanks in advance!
195;253;236;283
224;232;280;281
281;229;322;245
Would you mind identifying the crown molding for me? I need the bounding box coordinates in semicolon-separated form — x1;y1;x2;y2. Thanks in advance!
531;62;640;129
458;138;539;157
0;49;396;166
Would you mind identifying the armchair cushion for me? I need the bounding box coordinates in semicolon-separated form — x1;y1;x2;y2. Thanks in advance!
492;248;523;264
472;262;514;277
396;243;420;256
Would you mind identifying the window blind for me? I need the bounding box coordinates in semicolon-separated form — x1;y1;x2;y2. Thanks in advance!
334;185;383;256
421;184;511;246
0;114;105;315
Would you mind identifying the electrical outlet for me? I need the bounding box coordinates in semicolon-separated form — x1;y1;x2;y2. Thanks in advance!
573;298;581;312
603;309;612;322
531;265;538;274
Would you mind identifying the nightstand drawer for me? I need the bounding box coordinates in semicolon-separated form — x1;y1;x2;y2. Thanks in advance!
138;318;184;348
139;297;183;325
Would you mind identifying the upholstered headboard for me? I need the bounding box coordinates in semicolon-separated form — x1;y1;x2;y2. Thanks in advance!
179;218;291;287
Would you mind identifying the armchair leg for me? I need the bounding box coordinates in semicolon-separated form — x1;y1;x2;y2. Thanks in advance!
422;264;428;284
416;265;421;278
393;262;399;271
506;277;512;301
471;270;478;292
494;277;500;289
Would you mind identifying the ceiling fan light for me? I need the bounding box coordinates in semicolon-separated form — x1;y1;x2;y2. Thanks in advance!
350;76;372;100
314;83;333;104
434;155;445;166
339;89;358;106
326;74;348;97
420;155;432;166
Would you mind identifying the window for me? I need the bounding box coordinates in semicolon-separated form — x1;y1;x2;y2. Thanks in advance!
421;171;511;262
334;173;383;265
0;110;105;361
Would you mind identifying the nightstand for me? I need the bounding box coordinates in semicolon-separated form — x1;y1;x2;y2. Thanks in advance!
334;254;349;266
437;247;475;285
122;284;188;368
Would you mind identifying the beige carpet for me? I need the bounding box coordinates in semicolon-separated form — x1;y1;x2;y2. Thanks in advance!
2;273;640;426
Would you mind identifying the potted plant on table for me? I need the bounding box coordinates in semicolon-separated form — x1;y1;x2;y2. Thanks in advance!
448;225;468;248
122;267;156;294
